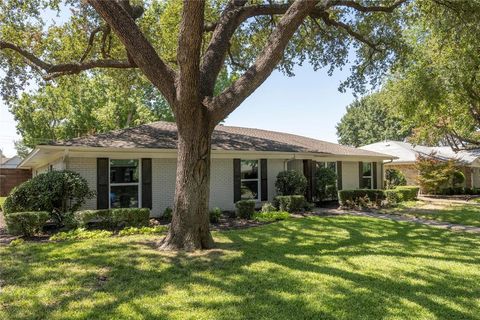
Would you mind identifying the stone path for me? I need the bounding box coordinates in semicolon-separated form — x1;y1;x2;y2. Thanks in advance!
418;196;480;205
314;207;480;234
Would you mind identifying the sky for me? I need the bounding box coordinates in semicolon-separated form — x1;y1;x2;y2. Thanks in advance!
0;64;355;157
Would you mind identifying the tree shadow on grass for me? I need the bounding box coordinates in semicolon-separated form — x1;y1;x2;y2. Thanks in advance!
1;215;480;319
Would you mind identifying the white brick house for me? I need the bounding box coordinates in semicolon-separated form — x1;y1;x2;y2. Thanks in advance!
18;121;394;217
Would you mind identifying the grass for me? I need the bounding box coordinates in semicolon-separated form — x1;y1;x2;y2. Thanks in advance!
382;200;480;227
1;215;480;319
0;196;6;210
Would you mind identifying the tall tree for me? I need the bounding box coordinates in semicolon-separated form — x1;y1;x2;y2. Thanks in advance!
1;0;409;250
336;93;411;147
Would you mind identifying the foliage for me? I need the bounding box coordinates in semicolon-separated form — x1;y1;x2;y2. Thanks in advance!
0;197;6;211
336;93;412;147
209;207;222;224
314;167;337;201
338;190;386;208
252;211;290;223
118;226;168;236
5;211;49;237
162;207;173;222
50;228;113;241
261;202;276;213
235;200;256;219
384;189;402;205
74;208;150;230
385;168;407;189
385;186;419;205
3;171;94;226
415;155;462;194
452;171;465;187
273;195;305;213
9;238;25;246
275;170;307;196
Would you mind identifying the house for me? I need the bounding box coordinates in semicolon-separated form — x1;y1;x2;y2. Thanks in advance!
18;121;393;216
360;140;480;188
0;155;32;197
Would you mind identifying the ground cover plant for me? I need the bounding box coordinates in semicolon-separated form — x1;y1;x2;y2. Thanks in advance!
1;215;480;319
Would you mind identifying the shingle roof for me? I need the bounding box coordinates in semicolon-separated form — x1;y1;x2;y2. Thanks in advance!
45;121;391;158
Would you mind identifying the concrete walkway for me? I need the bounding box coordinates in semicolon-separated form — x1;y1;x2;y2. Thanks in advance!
314;208;480;234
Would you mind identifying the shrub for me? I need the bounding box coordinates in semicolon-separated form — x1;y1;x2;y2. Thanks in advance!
118;226;168;236
5;211;50;237
50;228;113;241
452;171;465;187
275;170;307;196
314;167;337;201
253;211;290;222
338;190;385;208
385;168;407;189
209;207;222;223
261;202;276;213
3;170;94;227
273;195;305;213
74;208;150;230
395;186;419;201
384;189;402;205
162;207;173;222
416;154;462;194
235;200;256;219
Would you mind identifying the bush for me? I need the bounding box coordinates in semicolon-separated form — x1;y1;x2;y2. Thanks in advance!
395;186;419;201
253;211;290;222
314;167;337;201
275;170;307;196
273;195;305;213
74;208;150;230
118;226;168;236
385;168;407;189
235;200;256;219
3;170;94;227
338;190;385;208
384;189;402;205
50;228;113;241
452;171;465;187
261;202;276;213
5;211;50;237
162;207;173;222
209;207;222;223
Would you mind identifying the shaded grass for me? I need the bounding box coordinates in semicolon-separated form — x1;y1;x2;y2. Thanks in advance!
383;201;480;227
1;215;480;319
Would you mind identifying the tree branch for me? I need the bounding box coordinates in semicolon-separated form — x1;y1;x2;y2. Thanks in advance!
208;0;322;123
328;0;408;13
87;0;176;106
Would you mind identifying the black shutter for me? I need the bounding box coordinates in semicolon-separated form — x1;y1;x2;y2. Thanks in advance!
336;161;343;190
141;158;152;209
261;159;268;201
358;161;363;189
303;160;313;202
233;159;241;203
372;162;378;189
97;158;109;209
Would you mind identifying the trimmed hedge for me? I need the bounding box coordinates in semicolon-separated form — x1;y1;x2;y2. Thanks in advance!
253;211;290;222
338;189;386;207
209;207;222;223
273;195;305;213
74;208;150;230
5;211;50;237
235;200;256;219
395;186;419;201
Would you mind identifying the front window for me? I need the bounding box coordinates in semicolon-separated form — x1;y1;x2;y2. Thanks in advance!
361;162;373;189
110;159;140;208
240;160;259;200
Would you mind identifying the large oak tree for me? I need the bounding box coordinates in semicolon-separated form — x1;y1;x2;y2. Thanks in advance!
1;0;408;250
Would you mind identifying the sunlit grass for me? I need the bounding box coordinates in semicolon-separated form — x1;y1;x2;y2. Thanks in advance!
1;215;480;319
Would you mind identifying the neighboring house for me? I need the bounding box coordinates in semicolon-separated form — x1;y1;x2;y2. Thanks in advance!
360;140;480;188
0;155;32;196
18;121;393;216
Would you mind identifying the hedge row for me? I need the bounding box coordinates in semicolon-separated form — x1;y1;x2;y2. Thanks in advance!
339;186;420;207
5;211;50;237
75;208;151;230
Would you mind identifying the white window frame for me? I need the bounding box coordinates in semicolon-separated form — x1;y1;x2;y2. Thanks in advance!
362;162;373;189
240;159;261;201
109;159;142;209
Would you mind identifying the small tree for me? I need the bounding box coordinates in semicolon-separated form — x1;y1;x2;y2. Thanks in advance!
275;170;307;196
385;168;407;189
314;167;337;201
415;154;459;194
3;170;95;226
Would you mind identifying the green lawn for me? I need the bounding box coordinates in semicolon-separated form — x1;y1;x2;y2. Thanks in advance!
383;201;480;227
1;216;480;319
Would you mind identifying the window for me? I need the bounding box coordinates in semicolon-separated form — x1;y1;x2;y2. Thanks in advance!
361;162;373;189
240;160;259;200
110;159;140;208
315;161;337;172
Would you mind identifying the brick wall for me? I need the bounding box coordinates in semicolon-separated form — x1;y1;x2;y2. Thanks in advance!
0;168;32;196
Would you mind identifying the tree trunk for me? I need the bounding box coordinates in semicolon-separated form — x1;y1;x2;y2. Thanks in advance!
159;109;215;251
